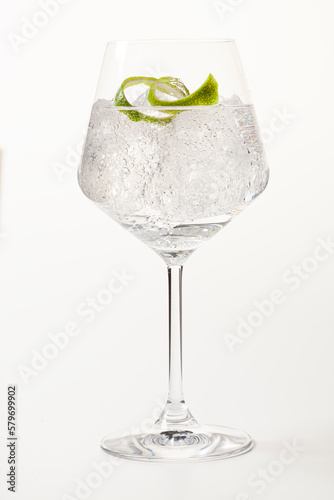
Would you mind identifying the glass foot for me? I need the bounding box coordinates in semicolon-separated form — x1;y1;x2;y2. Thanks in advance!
101;423;253;462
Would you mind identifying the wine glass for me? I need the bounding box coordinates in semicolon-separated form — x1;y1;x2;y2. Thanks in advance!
78;39;269;462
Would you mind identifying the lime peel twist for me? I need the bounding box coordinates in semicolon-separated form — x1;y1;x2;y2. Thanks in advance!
114;73;219;123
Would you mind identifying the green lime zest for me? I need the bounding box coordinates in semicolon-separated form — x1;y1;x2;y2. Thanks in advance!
148;74;218;107
114;74;218;123
152;76;190;100
114;77;160;123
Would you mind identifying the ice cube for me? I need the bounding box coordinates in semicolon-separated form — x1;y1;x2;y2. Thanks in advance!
222;94;243;106
132;89;172;120
133;89;151;106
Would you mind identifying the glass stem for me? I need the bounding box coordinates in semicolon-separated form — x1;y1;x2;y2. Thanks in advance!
153;265;196;429
155;265;196;428
167;265;185;405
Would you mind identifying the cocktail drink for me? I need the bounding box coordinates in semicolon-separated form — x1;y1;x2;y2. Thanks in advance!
79;40;269;462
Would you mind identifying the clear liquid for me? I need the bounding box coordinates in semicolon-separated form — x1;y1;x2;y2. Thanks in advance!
79;99;269;263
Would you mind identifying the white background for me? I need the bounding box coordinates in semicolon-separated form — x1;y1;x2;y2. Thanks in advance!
1;0;334;499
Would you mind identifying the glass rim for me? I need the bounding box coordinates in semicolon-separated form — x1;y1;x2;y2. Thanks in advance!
105;38;235;46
